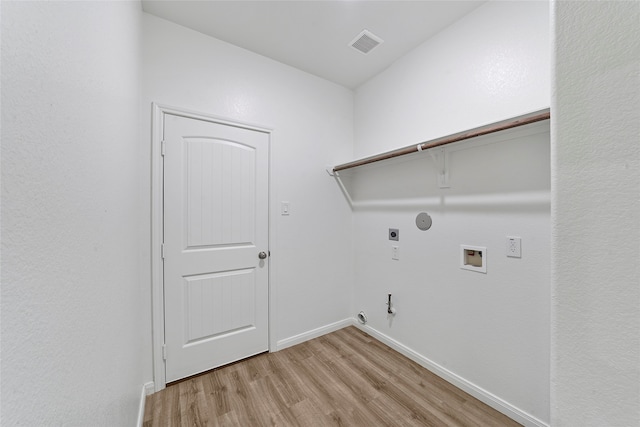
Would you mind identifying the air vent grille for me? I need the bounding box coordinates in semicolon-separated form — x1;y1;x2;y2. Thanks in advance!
349;30;383;54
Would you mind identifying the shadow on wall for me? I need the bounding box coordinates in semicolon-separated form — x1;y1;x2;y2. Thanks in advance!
335;122;551;214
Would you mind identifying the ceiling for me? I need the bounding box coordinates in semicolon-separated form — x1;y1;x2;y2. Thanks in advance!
141;0;485;89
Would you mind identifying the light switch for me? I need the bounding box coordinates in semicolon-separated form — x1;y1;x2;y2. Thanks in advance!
281;201;290;216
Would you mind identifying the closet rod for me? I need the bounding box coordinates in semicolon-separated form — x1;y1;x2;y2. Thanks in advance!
333;109;550;173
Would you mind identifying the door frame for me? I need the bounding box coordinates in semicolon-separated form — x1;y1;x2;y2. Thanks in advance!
151;103;274;391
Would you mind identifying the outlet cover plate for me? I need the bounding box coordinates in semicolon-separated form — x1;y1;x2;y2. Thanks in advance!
389;228;399;241
506;236;521;258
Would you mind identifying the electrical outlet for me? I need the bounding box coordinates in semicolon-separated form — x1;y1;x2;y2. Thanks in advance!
506;236;521;258
392;246;399;260
389;228;399;241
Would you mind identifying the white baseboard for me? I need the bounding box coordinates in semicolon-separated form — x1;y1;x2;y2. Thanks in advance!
136;382;155;427
144;381;155;395
353;320;549;427
276;318;352;351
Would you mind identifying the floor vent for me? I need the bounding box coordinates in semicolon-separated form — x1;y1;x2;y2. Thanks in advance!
349;29;383;54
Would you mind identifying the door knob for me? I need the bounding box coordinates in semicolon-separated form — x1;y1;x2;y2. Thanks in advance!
258;251;268;260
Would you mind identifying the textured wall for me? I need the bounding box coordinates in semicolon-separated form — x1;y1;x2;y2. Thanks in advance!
551;1;640;425
354;1;550;159
140;13;354;365
1;1;145;425
351;2;551;425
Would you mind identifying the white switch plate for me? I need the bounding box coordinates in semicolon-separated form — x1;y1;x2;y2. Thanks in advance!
281;201;290;216
392;246;399;260
506;236;521;258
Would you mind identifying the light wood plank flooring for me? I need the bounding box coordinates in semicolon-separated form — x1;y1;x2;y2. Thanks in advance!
144;326;521;426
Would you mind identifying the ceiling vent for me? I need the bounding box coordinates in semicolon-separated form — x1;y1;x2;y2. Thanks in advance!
349;29;383;55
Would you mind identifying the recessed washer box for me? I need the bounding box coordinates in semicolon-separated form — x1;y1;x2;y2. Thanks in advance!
460;245;487;273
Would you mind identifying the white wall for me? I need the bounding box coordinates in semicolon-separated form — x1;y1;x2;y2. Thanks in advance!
1;1;145;425
551;1;640;425
354;1;550;159
350;2;550;425
140;13;354;369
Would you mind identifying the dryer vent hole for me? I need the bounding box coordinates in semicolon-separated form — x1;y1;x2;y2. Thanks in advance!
357;311;367;324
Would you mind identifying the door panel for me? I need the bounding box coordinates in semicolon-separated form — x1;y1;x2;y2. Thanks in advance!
183;269;256;343
184;138;256;248
163;113;269;383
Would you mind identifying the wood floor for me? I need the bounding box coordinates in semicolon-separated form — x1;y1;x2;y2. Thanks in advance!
144;326;521;426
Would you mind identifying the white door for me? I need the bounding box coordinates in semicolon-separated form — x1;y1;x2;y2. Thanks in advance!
163;113;269;383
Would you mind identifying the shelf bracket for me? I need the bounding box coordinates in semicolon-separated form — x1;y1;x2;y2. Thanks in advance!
430;148;450;188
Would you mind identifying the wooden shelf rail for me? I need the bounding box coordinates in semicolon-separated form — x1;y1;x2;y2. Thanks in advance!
333;109;550;173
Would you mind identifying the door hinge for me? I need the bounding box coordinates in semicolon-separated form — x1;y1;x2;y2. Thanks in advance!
161;243;165;259
161;140;166;156
162;344;167;361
